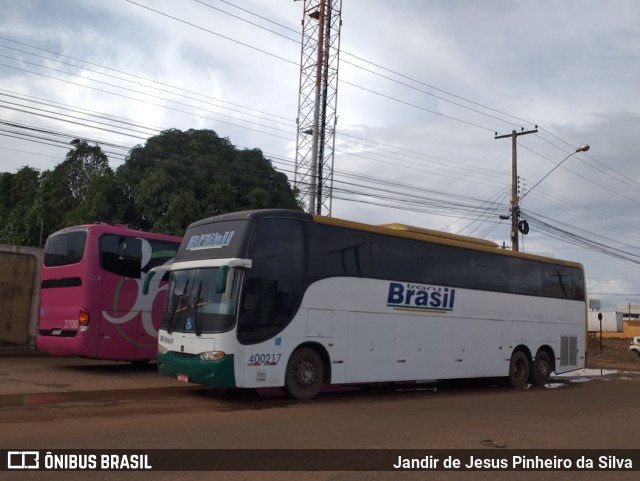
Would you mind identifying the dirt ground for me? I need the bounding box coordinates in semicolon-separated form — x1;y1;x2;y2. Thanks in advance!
585;336;640;372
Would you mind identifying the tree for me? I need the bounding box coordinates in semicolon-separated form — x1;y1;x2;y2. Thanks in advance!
65;171;130;227
117;129;301;234
1;129;301;246
0;166;42;245
63;139;111;200
35;141;122;243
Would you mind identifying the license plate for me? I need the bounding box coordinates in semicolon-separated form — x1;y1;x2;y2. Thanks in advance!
177;374;189;383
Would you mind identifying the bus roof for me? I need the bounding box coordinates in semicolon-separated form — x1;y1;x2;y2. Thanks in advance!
186;209;584;270
186;209;312;229
49;223;182;241
380;223;499;248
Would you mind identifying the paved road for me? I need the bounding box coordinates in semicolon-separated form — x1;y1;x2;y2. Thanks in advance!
1;352;639;481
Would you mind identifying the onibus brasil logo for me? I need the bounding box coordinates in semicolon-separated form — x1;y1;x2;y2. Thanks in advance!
387;282;456;313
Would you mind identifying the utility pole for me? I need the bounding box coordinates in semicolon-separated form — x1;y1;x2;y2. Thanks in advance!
495;128;537;251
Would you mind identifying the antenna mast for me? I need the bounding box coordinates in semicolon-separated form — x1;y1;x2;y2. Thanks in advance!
294;0;343;215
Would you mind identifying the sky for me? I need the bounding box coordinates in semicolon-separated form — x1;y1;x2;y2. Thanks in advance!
1;0;639;311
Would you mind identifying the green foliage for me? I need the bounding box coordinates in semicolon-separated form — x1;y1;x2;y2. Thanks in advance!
0;129;301;246
117;129;301;235
62;140;111;200
35;140;116;241
0;167;42;245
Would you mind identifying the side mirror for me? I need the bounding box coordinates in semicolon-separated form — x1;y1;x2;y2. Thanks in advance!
142;270;156;295
142;263;173;295
216;265;229;294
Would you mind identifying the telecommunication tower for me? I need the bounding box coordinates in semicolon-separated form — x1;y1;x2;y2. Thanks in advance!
294;0;343;215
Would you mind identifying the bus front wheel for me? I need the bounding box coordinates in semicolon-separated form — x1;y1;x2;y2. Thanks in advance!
284;347;324;401
508;351;529;388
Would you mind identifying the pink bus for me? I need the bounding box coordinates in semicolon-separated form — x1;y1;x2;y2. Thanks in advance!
36;224;182;361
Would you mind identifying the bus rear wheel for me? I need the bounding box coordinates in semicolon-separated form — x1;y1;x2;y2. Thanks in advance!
508;351;530;388
529;350;552;386
284;347;324;401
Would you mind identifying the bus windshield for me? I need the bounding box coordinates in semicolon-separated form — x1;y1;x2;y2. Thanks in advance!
162;267;240;335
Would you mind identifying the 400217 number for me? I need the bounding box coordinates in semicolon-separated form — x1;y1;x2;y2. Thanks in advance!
247;353;282;366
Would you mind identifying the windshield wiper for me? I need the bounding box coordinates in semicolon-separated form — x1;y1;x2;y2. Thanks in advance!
194;280;202;337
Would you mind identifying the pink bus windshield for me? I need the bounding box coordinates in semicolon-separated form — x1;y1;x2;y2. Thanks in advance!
36;224;182;361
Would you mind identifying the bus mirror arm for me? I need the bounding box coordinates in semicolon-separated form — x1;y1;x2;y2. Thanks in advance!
142;271;155;295
228;259;252;268
215;259;250;294
142;263;173;295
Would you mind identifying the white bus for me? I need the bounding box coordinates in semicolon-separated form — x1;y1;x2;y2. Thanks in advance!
151;209;586;400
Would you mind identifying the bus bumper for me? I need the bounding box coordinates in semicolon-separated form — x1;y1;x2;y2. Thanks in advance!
156;351;236;388
35;331;98;358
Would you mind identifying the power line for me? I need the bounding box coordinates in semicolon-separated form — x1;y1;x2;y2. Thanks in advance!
2;3;638;273
0;43;628;229
198;0;535;131
0;37;293;122
0;29;616;202
0;88;511;194
0;58;295;137
123;0;297;65
0;118;511;222
5;114;640;271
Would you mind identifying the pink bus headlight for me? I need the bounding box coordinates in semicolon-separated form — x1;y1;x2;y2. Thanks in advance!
199;351;225;361
79;308;90;331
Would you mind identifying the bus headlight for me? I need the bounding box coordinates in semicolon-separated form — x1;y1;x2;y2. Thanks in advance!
200;351;225;361
158;344;169;355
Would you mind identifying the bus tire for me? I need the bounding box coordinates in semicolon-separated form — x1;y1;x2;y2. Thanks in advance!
284;347;324;401
508;350;529;388
529;350;552;386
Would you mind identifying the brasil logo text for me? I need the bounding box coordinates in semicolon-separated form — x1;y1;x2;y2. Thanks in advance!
387;282;455;313
186;231;235;250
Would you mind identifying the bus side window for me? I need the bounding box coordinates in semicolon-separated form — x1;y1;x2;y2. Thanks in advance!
570;267;586;301
241;278;273;323
541;264;570;299
238;218;304;344
423;244;469;288
468;251;508;292
100;235;142;279
145;240;180;273
508;257;542;296
370;234;421;282
308;224;370;280
122;238;142;278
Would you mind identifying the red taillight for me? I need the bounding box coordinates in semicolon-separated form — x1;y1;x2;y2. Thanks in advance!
79;308;90;330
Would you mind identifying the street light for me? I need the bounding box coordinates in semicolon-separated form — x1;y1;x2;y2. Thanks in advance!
520;144;590;201
501;143;589;251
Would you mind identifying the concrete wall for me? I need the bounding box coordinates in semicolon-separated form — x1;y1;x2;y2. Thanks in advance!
601;320;640;339
587;311;624;332
0;244;42;346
